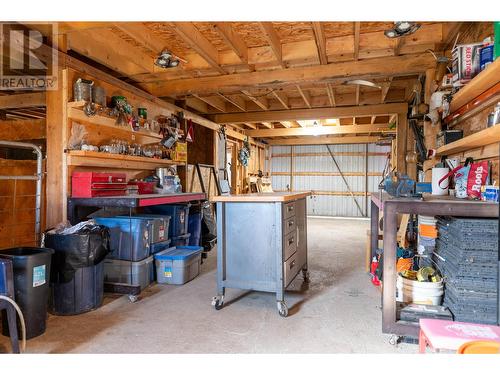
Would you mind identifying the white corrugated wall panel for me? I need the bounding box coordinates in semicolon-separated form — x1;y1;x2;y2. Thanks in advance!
271;143;390;217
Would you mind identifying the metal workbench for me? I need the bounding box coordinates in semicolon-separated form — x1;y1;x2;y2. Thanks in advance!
211;192;310;316
370;192;499;340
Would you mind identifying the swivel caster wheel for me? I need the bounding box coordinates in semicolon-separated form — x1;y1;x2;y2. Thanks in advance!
389;335;400;346
128;294;139;303
212;295;224;310
302;269;310;283
277;301;289;317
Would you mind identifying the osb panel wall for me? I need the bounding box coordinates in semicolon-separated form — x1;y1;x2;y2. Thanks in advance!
0;159;46;250
187;123;214;165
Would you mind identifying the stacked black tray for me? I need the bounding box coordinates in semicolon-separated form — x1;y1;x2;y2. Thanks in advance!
433;217;498;324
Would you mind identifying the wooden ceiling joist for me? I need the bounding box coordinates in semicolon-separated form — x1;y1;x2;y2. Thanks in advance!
258;22;285;69
217;93;246;111
272;90;290;110
296;86;312;109
0;92;46;109
266;135;380;145
0;119;46;141
381;78;393;103
353;22;361;61
260;122;273;129
212;23;249;65
246;124;393;137
243;123;257;129
213;103;407;124
192;94;226;112
151;53;436;96
326;84;336;107
311;22;327;65
113;23;165;55
168;22;225;74
241;90;269;110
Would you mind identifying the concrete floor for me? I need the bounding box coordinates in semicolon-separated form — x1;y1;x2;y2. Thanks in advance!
1;217;415;353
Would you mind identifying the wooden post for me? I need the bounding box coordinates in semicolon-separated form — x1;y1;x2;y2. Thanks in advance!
289;145;294;192
45;67;68;228
396;112;408;174
364;143;369;216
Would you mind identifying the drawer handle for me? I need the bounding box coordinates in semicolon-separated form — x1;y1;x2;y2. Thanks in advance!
288;237;294;246
287;206;294;212
289;260;296;269
288;220;294;227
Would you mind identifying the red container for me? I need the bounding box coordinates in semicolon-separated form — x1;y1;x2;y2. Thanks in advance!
72;172;127;198
128;181;156;195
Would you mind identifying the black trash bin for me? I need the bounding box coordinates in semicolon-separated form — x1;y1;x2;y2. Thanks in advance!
0;247;54;339
45;225;109;315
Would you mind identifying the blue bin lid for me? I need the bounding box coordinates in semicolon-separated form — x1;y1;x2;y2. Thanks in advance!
154;246;203;260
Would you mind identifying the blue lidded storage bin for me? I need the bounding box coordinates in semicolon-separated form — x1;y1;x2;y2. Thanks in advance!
150;239;171;255
188;211;202;246
154;246;203;285
94;217;150;261
116;215;170;244
145;205;190;237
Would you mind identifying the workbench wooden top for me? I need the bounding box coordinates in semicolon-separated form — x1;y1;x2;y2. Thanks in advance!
211;192;310;202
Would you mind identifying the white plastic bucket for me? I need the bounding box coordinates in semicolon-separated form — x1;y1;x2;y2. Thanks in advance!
396;275;444;305
432;167;450;196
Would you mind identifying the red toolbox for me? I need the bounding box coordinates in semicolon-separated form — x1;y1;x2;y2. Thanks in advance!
71;172;127;198
127;181;156;195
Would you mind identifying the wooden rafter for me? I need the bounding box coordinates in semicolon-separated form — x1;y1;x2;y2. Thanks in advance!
212;23;248;65
0;92;46;109
296;86;312;109
280;121;293;128
326;84;336;107
246;124;393;137
151;53;436;96
272;90;290;109
241;90;269;110
192;94;226;112
355;85;360;106
114;23;165;54
243;123;257;129
168;22;225;74
311;22;327;65
258;22;285;68
353;22;361;61
371;116;377;124
266;136;380;146
261;122;273;129
217;93;246;111
394;38;404;56
212;103;407;124
380;78;393;103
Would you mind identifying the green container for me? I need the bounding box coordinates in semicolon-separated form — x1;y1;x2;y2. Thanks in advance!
495;22;500;60
138;107;147;120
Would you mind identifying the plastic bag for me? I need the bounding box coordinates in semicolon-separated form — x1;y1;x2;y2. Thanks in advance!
68;123;88;150
467;161;489;199
454;165;471;199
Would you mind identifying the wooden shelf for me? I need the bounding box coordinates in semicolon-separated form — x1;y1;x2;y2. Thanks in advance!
67;103;163;140
67;150;179;169
449;58;500;114
435;126;500;156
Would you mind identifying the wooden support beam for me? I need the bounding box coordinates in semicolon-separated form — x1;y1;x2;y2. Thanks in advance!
396;113;408;174
152;53;436;96
241;90;269;110
186;97;208;113
218;93;246;111
261;122;273;129
0;93;46;109
394;38;404;56
312;22;328;65
258;22;284;68
212;23;248;64
355;85;360;106
213;103;407;124
266;136;380;145
326;84;336;107
246;124;392;137
169;22;225;74
272;90;290;109
353;22;361;61
381;78;393;103
192;94;226;112
296;86;312;108
0;119;46;140
113;23;166;54
371;116;377;124
280;121;293;128
243;123;257;129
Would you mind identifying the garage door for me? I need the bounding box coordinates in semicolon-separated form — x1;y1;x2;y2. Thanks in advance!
270;144;390;217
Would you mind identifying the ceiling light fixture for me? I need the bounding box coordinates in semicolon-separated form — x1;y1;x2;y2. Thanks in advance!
155;50;181;69
384;22;421;38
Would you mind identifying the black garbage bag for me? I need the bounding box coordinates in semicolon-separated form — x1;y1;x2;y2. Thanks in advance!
201;201;217;251
45;225;110;283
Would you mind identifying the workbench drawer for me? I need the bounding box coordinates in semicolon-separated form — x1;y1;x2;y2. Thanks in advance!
283;201;296;219
283;216;296;235
283;230;297;261
283;251;300;286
